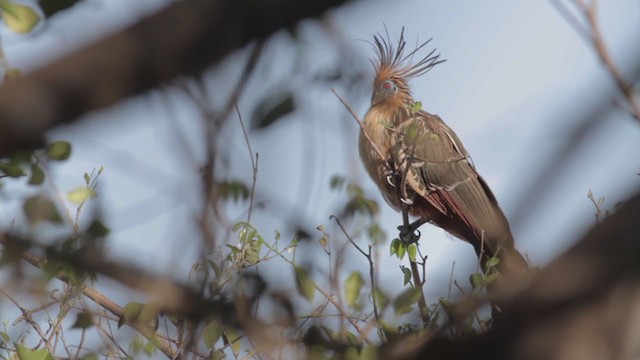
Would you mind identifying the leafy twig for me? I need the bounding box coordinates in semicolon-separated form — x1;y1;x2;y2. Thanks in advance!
331;215;386;342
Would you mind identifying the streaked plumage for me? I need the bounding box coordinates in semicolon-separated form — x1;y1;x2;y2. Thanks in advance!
359;29;528;289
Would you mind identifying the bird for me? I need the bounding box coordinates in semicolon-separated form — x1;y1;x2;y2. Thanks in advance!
358;29;529;296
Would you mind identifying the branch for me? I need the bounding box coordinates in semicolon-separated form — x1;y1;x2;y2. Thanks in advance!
382;189;640;359
0;235;179;358
0;0;351;157
555;0;640;122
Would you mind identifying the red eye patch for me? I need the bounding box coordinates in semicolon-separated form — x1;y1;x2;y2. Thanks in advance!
383;82;392;89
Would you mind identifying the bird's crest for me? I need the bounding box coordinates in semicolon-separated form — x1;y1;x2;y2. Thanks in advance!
370;27;445;92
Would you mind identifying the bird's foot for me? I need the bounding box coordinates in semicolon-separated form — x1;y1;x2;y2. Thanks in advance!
398;224;420;244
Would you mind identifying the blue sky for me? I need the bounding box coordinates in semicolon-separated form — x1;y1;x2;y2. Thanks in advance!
1;0;639;319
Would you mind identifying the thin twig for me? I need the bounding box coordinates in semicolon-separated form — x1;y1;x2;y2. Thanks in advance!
330;215;386;342
0;236;179;358
331;88;386;161
236;105;259;224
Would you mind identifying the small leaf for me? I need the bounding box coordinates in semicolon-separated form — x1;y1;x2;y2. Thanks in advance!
485;256;500;269
1;3;40;34
216;180;250;202
411;101;422;113
329;175;346;190
23;195;62;225
396;241;407;260
86;220;110;237
14;343;54;360
393;288;422;316
390;238;400;256
402;266;412;286
46;141;72;161
203;320;223;349
367;223;386;245
252;92;295;129
484;273;499;287
67;187;96;204
404;122;419;141
319;236;329;254
372;288;389;310
469;273;484;289
1;331;9;342
118;302;145;328
28;163;45;185
294;267;315;303
407;243;418;262
344;272;364;308
0;163;25;178
71;312;93;329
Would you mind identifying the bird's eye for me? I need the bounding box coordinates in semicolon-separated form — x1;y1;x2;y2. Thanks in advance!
381;80;396;91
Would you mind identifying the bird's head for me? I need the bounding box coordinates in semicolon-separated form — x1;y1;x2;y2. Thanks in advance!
369;28;445;107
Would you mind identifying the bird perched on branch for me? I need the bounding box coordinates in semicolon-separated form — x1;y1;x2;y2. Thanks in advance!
359;29;528;292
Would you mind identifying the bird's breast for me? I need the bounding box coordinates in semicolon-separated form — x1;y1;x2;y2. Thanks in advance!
359;106;404;211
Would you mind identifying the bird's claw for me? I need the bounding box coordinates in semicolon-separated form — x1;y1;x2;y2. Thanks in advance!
400;197;413;205
398;225;421;244
386;174;396;187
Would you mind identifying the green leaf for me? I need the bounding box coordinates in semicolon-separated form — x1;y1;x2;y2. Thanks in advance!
216;180;250;202
22;195;62;225
469;273;484;289
118;302;145;328
71;312;93;329
402;266;412;286
411;101;422;113
0;2;40;34
404;122;419;142
407;243;418;262
67;187;96;204
46;141;72;161
252;92;295;129
372;288;389;310
344;272;364;308
294;267;315;303
390;238;400;256
485;256;500;269
28;163;45;185
396;241;407;260
15;343;54;360
203;320;223;349
86;220;110;237
367;223;386;245
0;162;25;178
484;273;499;287
1;331;9;342
392;288;422;316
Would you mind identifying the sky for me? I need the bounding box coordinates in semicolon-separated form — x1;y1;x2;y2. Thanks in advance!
0;0;639;338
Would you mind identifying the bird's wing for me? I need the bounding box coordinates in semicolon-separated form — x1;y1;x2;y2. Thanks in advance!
391;111;506;246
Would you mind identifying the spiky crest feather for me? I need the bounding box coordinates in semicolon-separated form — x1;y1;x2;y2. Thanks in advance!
370;27;445;101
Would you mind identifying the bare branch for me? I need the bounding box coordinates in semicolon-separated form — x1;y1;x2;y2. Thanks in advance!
0;0;352;157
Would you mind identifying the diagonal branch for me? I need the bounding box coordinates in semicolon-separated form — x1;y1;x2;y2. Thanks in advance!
0;0;352;157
